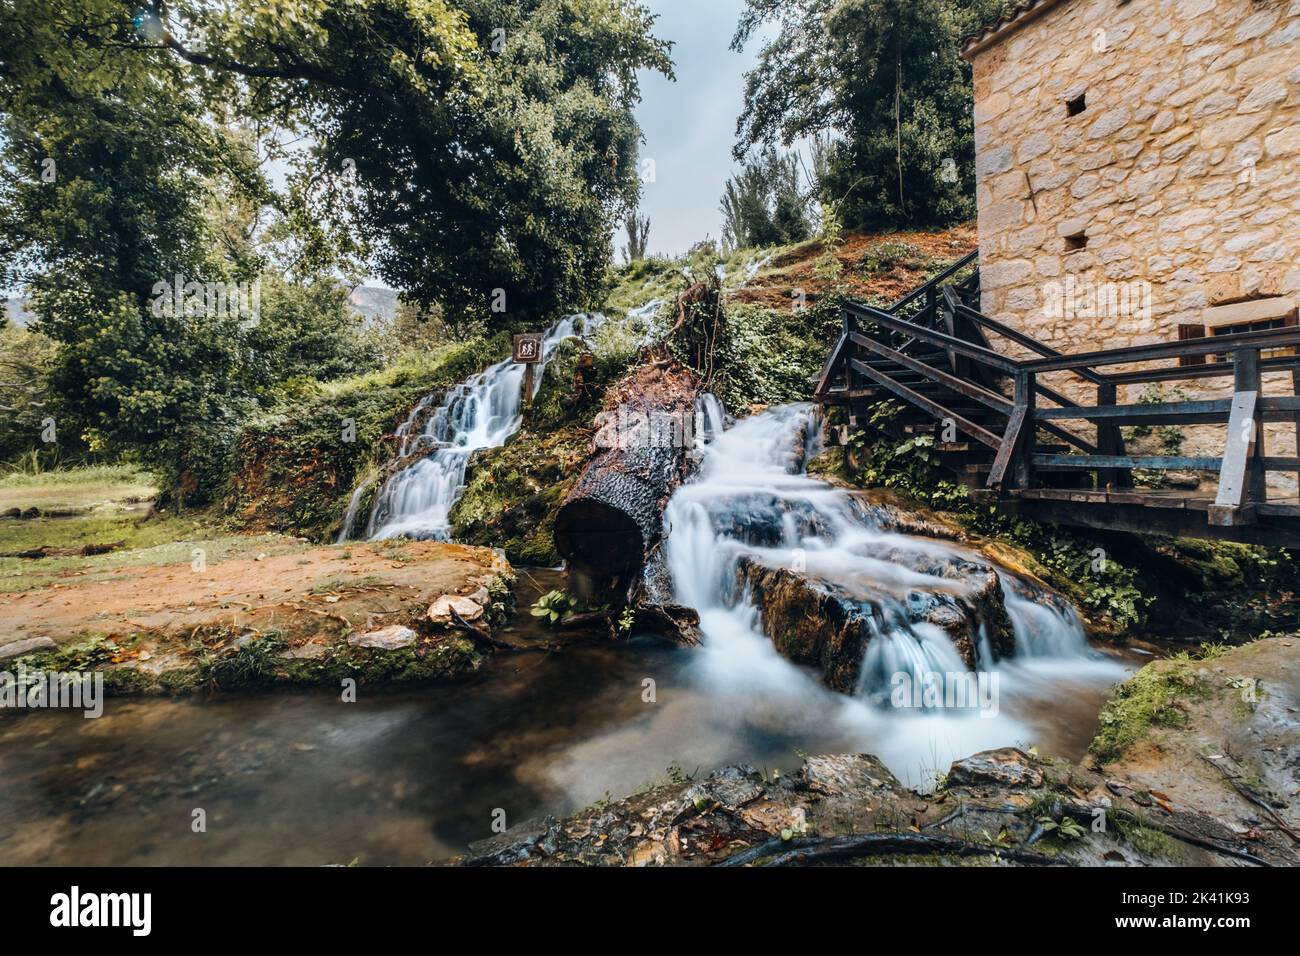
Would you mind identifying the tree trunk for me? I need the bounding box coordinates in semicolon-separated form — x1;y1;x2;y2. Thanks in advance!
553;357;698;599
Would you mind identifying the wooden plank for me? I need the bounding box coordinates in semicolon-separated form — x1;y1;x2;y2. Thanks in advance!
843;303;1021;373
1213;359;1261;528
1013;373;1035;490
1216;392;1259;510
1036;399;1231;422
848;359;1003;449
951;298;1108;385
987;405;1027;489
1107;491;1145;505
813;332;850;398
848;332;1013;414
1032;454;1223;470
887;250;979;315
1094;381;1130;488
1107;356;1299;386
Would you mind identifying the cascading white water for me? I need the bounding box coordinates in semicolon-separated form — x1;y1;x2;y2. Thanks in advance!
657;399;1129;788
358;313;600;541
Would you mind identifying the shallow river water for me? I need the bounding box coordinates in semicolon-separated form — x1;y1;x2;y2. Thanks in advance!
0;578;1139;866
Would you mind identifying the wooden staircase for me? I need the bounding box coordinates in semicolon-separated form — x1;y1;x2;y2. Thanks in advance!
814;255;1300;547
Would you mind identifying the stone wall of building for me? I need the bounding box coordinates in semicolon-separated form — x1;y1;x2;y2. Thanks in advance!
968;0;1300;490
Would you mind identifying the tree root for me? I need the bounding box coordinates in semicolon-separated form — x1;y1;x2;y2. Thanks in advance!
716;832;1065;868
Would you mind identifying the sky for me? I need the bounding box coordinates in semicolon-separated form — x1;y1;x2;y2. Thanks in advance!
632;0;765;259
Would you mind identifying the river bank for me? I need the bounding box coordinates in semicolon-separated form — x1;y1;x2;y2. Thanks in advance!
458;637;1300;868
0;538;514;693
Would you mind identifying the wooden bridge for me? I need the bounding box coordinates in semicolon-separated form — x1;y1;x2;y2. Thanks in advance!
814;253;1300;547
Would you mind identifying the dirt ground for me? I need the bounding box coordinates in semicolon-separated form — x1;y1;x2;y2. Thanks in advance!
0;538;508;650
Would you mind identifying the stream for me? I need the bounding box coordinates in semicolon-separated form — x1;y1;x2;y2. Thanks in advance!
0;560;1134;865
0;387;1141;866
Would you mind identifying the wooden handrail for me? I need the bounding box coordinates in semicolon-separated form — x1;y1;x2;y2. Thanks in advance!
843;302;1020;373
887;249;979;315
1020;326;1300;373
828;275;1300;518
944;290;1110;387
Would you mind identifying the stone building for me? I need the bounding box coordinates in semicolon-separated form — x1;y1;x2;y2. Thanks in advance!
963;0;1300;487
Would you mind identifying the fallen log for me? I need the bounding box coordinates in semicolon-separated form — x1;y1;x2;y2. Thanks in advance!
553;358;698;599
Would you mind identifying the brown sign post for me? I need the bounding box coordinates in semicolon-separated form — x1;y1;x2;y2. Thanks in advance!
513;332;543;407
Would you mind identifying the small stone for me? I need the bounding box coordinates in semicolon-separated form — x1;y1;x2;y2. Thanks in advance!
348;625;417;650
428;595;484;624
947;747;1044;789
0;637;57;662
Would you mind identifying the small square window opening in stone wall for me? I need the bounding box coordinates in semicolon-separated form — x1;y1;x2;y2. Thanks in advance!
1065;232;1088;252
1067;94;1087;117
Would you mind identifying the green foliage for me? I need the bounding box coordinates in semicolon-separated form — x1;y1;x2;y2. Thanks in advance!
720;147;813;250
715;301;840;409
0;0;673;494
224;338;494;538
1162;538;1297;594
179;0;674;327
1036;815;1085;841
531;589;578;624
0;321;60;465
732;0;1017;230
246;275;382;396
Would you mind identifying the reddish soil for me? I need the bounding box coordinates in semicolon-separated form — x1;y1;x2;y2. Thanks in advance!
1;540;506;648
730;224;978;310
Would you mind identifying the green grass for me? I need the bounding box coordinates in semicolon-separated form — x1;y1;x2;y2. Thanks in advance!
0;464;156;515
0;513;301;592
1089;655;1209;764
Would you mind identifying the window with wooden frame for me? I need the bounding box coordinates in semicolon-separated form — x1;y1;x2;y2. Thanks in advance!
1179;297;1300;365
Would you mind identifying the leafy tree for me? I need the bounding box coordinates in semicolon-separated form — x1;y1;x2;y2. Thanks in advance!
246;275;383;395
0;319;59;465
720;147;811;250
622;214;651;263
732;0;1016;229
0;4;265;496
0;0;672;497
150;0;673;327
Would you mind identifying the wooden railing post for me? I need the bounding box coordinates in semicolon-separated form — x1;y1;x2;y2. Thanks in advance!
1292;365;1300;493
1014;371;1037;490
1211;347;1263;526
1095;381;1131;488
843;307;859;426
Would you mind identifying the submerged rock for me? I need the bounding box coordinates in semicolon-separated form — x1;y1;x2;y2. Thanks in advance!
736;548;1016;693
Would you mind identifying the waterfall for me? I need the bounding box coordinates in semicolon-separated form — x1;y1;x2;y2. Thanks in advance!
659;399;1128;787
355;313;600;542
335;478;373;544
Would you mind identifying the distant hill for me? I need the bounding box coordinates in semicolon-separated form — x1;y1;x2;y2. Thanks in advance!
348;285;398;325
